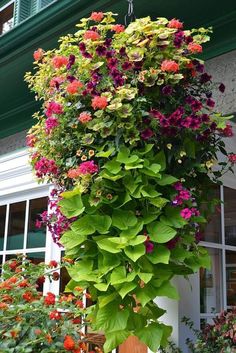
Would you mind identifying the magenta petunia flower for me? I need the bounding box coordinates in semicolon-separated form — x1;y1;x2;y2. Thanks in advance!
141;128;154;140
180;208;192;220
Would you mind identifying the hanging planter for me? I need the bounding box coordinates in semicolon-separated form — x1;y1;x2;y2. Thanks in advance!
25;12;235;353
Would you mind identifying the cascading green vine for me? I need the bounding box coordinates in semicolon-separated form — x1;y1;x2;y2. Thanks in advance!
25;12;235;352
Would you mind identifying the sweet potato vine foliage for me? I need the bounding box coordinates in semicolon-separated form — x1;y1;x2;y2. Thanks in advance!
25;12;234;352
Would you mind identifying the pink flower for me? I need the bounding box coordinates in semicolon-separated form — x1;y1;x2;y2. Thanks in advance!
187;42;202;53
84;30;101;41
112;24;125;33
45;101;63;117
173;182;183;191
66;80;83;94
167;19;183;29
90;12;104;21
91;96;108;110
219;124;233;137
49;76;64;87
179;190;191;200
26;134;37;147
180;208;192;219
161;60;179;73
45;117;59;134
67;169;80;179
34;157;59;178
78;161;99;175
52;56;68;69
33;48;44;61
78;112;92;124
149;109;165;120
228;154;236;164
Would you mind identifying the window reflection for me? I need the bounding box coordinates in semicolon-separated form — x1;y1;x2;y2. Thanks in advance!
224;187;236;246
27;197;47;248
226;250;236;306
202;187;221;243
200;248;222;313
7;202;26;250
0;205;6;251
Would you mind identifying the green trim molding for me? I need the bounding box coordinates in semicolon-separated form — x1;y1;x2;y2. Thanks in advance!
1;0;236;138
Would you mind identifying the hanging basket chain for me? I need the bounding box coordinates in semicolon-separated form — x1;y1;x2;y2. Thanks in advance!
124;0;136;26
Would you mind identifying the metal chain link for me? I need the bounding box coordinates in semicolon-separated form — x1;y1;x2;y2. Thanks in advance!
124;0;136;26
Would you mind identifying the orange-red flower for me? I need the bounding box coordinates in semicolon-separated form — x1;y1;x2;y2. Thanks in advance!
112;24;125;33
84;30;100;41
0;302;9;310
91;96;108;110
90;12;104;22
67;80;83;94
49;310;62;320
64;335;76;350
78;112;92;124
22;291;34;302
48;260;58;268
19;279;29;288
187;42;202;53
52;56;68;69
33;48;44;61
161;60;179;73
67;168;81;179
167;18;183;29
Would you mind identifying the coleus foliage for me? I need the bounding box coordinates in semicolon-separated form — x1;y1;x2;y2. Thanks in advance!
25;12;234;352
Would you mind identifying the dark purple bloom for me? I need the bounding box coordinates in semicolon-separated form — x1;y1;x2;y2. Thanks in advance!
141;128;154;140
200;72;212;83
206;98;215;108
149;109;165;120
122;61;133;70
66;54;75;70
114;77;125;86
191;100;202;112
166;237;179;250
185;35;193;44
79;42;86;52
205;91;212;98
95;45;107;56
201;114;210;123
174;31;184;48
87;81;96;90
219;83;225;93
108;59;118;70
104;38;112;47
119;47;126;56
185;95;194;105
67;75;76;83
195;231;203;243
162;85;173;95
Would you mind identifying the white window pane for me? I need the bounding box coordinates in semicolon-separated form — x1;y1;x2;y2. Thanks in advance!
200;248;223;313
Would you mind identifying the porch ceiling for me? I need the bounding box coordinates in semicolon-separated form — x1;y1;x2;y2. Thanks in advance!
0;0;236;139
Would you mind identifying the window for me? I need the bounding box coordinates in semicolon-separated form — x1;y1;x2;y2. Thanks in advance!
200;186;236;323
0;1;14;35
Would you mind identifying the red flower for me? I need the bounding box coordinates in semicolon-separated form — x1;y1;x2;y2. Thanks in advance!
167;18;183;29
52;272;60;281
161;60;179;73
90;12;104;22
19;279;29;288
91;96;108;110
44;292;56;306
64;335;76;350
67;80;83;94
228;154;236;164
75;300;84;308
33;48;44;61
49;310;62;320
48;260;58;268
84;30;100;41
9;260;18;271
0;302;9;310
187;42;202;53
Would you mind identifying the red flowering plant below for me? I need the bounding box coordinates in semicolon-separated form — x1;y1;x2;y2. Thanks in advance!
0;256;98;353
25;12;235;352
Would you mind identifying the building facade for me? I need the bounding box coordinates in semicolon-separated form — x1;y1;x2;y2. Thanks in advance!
1;1;236;352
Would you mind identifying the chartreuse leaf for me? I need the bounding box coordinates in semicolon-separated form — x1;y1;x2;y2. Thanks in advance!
60;187;81;198
157;174;178;185
103;330;130;353
141;186;161;198
67;260;98;282
135;284;157;306
71;216;95;235
150;197;169;209
118;282;137;298
94;283;109;291
160;324;173;347
124;244;145;262
95;301;129;332
112;209;137;230
138;272;153;283
58;194;85;218
89;215;112;233
120;221;144;239
147;245;170;264
154;280;179;300
136;322;164;352
96;147;115;158
147;221;177;243
128;235;146;246
103;159;121;174
110;266;127;285
98;292;118;308
60;230;86;249
97;238;123;253
117;146;140;164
